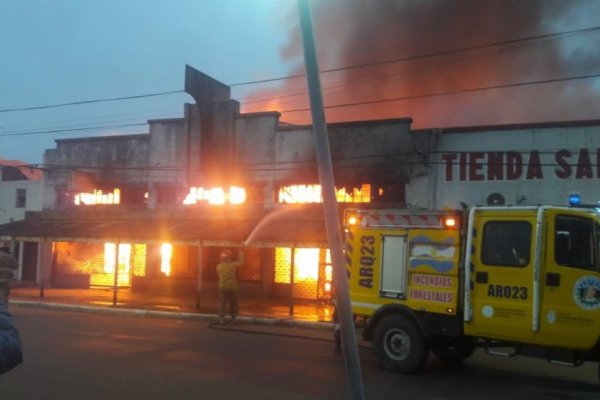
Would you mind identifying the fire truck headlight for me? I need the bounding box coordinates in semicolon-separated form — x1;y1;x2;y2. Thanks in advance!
444;217;457;228
346;215;358;226
568;192;581;206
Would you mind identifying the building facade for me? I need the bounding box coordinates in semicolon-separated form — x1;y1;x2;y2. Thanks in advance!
0;160;43;225
1;67;417;304
0;160;43;281
409;121;600;209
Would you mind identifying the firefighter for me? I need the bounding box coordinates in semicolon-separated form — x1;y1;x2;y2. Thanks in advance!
0;242;23;374
0;243;17;301
216;248;244;325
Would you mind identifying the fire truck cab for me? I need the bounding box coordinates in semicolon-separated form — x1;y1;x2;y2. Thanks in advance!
344;205;600;376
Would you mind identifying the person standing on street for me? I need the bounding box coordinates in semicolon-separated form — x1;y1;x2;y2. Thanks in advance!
0;244;17;301
0;243;23;374
216;248;244;325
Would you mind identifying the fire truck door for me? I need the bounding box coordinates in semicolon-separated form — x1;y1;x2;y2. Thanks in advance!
465;213;536;342
380;235;408;298
536;210;600;350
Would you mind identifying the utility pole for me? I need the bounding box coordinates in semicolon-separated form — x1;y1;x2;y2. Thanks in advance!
296;1;365;399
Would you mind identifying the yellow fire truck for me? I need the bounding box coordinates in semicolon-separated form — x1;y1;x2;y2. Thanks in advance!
344;204;600;376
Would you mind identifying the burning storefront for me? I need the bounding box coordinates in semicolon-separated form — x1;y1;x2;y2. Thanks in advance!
0;66;419;307
3;67;600;311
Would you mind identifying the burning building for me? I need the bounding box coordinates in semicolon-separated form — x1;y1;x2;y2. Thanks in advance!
0;66;420;305
4;66;600;309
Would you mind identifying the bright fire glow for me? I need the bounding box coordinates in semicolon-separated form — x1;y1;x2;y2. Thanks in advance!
275;247;320;285
183;186;246;205
160;243;172;276
295;248;319;280
100;243;131;286
324;251;332;293
325;265;333;282
74;188;121;205
54;242;146;288
229;186;246;204
278;184;371;204
274;248;334;299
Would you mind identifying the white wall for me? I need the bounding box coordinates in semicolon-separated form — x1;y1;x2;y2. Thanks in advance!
0;180;43;224
423;126;600;209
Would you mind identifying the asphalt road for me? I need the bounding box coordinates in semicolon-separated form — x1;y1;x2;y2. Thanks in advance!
1;306;598;399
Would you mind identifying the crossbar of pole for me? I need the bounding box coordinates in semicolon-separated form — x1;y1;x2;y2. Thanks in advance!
296;1;365;399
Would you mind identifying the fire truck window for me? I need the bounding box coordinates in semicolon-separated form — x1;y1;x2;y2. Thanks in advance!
481;221;532;267
554;215;597;272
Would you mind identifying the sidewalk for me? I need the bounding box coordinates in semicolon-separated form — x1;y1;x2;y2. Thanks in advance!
8;284;335;330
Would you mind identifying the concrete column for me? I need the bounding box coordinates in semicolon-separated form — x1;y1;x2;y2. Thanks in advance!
147;183;157;210
37;239;52;297
195;243;203;308
17;240;24;280
263;181;275;210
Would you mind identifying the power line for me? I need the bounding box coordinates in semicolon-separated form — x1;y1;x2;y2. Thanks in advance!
278;72;600;114
30;160;600;175
0;112;180;136
0;107;181;131
1;25;597;116
32;146;600;173
240;29;586;108
0;123;148;137
0;90;184;114
230;25;600;87
0;69;596;137
12;70;596;139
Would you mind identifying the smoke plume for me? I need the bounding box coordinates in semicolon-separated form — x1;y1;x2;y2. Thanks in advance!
242;0;600;129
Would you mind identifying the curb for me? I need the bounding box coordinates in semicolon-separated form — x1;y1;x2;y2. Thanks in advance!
9;299;334;331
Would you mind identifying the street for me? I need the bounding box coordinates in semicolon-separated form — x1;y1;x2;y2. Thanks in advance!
1;306;598;399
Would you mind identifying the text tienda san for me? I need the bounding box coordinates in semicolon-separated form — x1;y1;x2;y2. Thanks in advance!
442;149;600;181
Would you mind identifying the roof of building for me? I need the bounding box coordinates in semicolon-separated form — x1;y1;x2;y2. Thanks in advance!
0;159;43;181
54;133;149;143
277;117;414;131
412;118;600;135
0;204;333;248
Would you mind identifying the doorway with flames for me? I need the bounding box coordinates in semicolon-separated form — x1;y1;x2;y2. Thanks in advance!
273;247;333;302
52;242;189;289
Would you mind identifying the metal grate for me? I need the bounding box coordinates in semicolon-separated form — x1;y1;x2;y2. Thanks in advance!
169;245;195;278
238;249;261;281
274;247;332;300
54;242;147;288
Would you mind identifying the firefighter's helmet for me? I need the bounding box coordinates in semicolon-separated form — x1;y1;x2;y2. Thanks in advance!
220;249;232;261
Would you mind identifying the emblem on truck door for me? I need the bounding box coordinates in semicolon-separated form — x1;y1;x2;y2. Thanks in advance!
573;276;600;310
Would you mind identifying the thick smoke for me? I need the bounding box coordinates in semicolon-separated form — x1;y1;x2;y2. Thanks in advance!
242;0;600;129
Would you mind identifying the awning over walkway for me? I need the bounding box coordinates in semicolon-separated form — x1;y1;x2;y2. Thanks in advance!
0;205;334;248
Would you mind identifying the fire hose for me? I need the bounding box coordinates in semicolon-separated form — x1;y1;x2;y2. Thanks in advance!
206;321;371;349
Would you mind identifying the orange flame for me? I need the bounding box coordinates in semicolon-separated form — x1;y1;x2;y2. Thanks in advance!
278;184;371;203
74;188;121;206
183;186;247;205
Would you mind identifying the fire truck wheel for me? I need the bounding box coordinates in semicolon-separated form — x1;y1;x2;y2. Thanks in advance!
430;337;475;364
373;314;429;373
